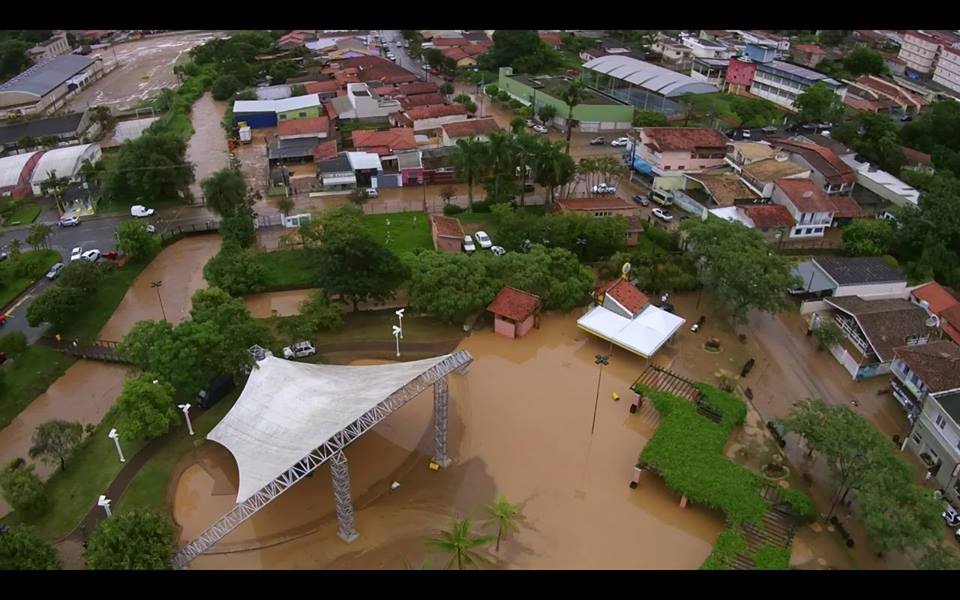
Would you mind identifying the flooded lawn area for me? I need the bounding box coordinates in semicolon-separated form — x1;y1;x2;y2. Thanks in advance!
245;289;320;318
98;235;222;341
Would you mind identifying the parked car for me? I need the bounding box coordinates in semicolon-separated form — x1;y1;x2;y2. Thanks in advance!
196;374;236;409
421;64;430;71
944;503;960;528
58;215;80;228
592;183;616;195
490;245;506;256
900;114;913;122
364;188;379;198
248;344;273;362
533;124;549;134
130;205;155;218
761;125;778;134
46;262;64;280
81;249;101;262
525;119;535;127
463;235;476;253
652;207;674;222
283;340;317;359
632;194;649;206
70;247;83;261
610;137;630;147
474;231;493;249
741;129;752;139
590;137;606;145
387;53;396;61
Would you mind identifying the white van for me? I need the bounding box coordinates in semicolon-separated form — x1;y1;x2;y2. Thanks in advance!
651;188;674;207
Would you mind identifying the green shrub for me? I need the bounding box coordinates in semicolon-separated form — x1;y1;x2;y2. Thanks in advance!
443;204;466;215
694;383;748;430
202;246;266;296
0;461;46;515
780;487;816;522
701;528;748;570
0;331;28;356
751;544;791;570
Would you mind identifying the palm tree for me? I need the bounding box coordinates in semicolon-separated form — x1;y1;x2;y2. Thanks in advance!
484;496;524;554
533;141;576;208
451;137;489;211
426;517;494;570
39;170;72;214
560;80;587;155
485;130;517;201
514;132;542;208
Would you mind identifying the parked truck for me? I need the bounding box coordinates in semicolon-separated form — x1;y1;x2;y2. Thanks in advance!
196;374;236;410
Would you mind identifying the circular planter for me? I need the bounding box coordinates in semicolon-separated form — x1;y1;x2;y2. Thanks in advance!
761;463;790;481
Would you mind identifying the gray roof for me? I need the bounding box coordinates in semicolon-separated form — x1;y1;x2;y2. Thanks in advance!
934;391;960;426
0;55;96;98
792;260;836;294
268;137;319;161
0;111;84;146
824;296;931;361
815;257;905;286
582;55;719;97
316;152;353;174
758;60;842;87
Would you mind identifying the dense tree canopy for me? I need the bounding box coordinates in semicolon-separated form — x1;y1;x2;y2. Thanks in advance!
0;462;45;514
478;30;561;74
405;251;502;323
28;420;83;473
832;112;904;174
203;245;266;296
26;286;82;328
104;132;194;206
0;525;61;570
793;82;844;124
899;100;960;177
841;219;894;257
890;174;960;287
85;510;176;570
116;373;178;440
116;220;160;259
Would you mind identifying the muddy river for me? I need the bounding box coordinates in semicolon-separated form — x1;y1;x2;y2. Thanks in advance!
187;93;230;202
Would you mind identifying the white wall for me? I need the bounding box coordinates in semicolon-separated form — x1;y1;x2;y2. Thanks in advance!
833;281;909;300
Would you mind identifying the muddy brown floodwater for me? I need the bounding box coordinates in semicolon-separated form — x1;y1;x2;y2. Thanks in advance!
0;361;131;516
175;313;728;569
98;235;222;341
186;93;230;202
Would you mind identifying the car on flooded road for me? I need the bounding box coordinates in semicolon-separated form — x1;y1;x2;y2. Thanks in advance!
70;246;83;261
592;183;616;195
590;137;606;145
632;194;649;206
652;208;674;222
533;124;549;134
131;205;155;218
610;137;630;147
81;249;101;262
282;341;316;359
58;215;80;228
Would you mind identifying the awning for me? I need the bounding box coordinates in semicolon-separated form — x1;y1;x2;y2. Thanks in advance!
322;175;356;186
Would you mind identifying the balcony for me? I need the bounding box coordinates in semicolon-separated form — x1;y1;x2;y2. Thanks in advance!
834;316;871;356
890;379;920;422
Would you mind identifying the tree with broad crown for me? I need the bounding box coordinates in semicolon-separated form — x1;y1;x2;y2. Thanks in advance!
560;80;587;154
537;104;558;125
84;510;176;570
890;174;960;288
842;219;893;257
812;321;844;351
404;251;501;323
0;331;27;356
451;137;490;211
0;461;45;514
118;319;173;367
426;517;495;570
116;219;160;259
793;82;843;125
201;168;250;218
843;45;887;77
25;223;53;250
56;260;104;293
188;286;271;362
497;245;595;311
483;496;524;554
510;116;525;134
28;420;83;473
203;245;267;297
26;286;82;328
218;209;257;248
274;195;295;217
116;373;178;440
0;525;61;570
104;132;194;206
212;74;242;101
298;291;344;333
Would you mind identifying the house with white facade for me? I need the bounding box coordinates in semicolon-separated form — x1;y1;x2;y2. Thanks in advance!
770;178;834;239
791;256;909;300
345;83;402;119
933;46;960;96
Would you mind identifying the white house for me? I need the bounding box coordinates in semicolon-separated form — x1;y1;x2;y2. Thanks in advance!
770;178;834;239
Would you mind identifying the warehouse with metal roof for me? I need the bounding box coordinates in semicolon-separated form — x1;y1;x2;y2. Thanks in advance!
0;55;104;117
29;143;102;195
582;55;719;116
0;151;39;194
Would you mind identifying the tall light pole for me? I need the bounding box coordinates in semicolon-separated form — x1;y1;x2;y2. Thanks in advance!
107;428;125;463
591;354;609;436
395;308;405;340
392;325;402;358
151;281;167;322
178;403;194;436
97;494;112;518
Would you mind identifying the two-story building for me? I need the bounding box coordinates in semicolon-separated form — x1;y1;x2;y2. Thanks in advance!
627;127;728;194
771;178;834;238
680;34;733;59
911;282;960;345
344;82;403;120
769;139;857;196
900;341;960;503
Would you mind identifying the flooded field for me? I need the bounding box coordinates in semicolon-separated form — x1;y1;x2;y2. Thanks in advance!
0;361;131;516
187;93;231;202
244;289;412;319
98;235;222;341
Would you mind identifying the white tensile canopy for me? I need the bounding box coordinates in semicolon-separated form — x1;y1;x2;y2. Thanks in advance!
577;305;686;358
208;354;451;503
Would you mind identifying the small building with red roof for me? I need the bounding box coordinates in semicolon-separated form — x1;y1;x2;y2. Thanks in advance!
430;214;465;254
351;128;417;157
441;118;501;145
487;287;542;339
911;282;960;345
771;178;835;238
277;116;330;140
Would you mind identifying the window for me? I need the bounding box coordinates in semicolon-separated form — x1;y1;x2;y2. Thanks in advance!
677;165;684;170
814;227;823;234
805;228;813;235
936;414;948;429
912;431;923;444
299;112;307;118
664;165;671;170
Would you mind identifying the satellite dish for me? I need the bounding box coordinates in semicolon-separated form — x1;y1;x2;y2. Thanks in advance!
926;314;940;328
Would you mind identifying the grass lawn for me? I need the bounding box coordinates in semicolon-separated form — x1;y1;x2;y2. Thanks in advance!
1;203;41;227
57;256;153;342
253;248;320;291
0;347;76;430
362;212;432;255
0;249;60;308
1;407;149;541
116;390;239;516
269;310;465;349
457;206;545;238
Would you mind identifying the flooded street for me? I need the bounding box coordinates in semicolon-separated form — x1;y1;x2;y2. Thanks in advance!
0;362;131;516
244;289;320;319
98;235;222;340
186;93;230;202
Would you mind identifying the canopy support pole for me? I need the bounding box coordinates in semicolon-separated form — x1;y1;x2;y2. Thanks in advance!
330;450;359;543
433;377;451;468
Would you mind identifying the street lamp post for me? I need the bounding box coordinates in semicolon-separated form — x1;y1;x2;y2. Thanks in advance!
107;428;125;463
97;495;112;518
151;281;167;322
392;325;402;358
178;403;194;436
395;308;405;340
591;354;609;435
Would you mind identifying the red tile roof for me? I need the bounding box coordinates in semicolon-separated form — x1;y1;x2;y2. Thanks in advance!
829;195;866;219
775;178;836;213
406;103;468;121
844;95;881;112
943;305;960;344
793;43;826;55
539;32;562;47
487;286;542;322
556;196;636;211
358;65;418;84
351;128;417;155
912;282;960;315
277;116;329;137
854;75;928;108
892;341;960;392
400;93;447;109
643;127;728;152
442;118;501;138
430;214;464;238
334;70;360;86
398;82;440;96
462;44;489;57
741;204;796;230
442;47;472;62
600;279;649;315
304;80;339;95
432;38;468;47
324;101;339;119
770;139;856;185
901;146;933;167
312;140;338;161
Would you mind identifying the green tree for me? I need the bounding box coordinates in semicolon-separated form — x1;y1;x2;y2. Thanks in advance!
532;140;577;208
0;461;45;515
38;170;72;213
483;496;524;554
290;83;306;97
0;525;61;570
274;195;295;217
812;321;844;350
405;251;501;323
211;74;242;100
7;238;22;258
56;260;104;293
116;373;178;440
85;510;176;570
560;80;587;154
0;39;31;82
439;82;454;95
0;331;28;356
219;209;257;248
537;104;558;124
497;245;594;311
917;544;960;570
188;286;269;366
16;135;36;153
28;420;83;472
298;291;344;333
203;246;266;296
842;219;893;256
793;82;843;124
633;110;670;127
681;218;799;323
843;45;887;77
25;223;53;249
104;132;194;206
890;174;960;288
118;320;174;367
439;185;457;206
25;286;82;328
818;30;850;48
479;30;559;74
201;168;249;218
426;517;494;570
510;116;526;134
513;131;543;207
451;137;490;211
116;219;160;259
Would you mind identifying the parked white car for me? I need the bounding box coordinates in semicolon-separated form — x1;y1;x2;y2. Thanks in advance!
282;341;316;359
81;249;101;262
463;235;476;253
474;231;493;249
70;246;83;261
131;205;155;218
58;215;80;228
490;245;506;256
610;137;630;147
652;208;674;222
592;183;616;195
364;188;379;198
46;262;65;280
533;124;549;134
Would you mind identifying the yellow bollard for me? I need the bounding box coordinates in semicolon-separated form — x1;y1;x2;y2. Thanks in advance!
611;392;620;402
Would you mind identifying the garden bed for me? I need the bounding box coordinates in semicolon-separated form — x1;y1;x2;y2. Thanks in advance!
0;249;60;309
1;202;41;227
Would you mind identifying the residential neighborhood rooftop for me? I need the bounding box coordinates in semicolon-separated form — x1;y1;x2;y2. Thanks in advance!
815;256;905;286
741;204;796;230
643;127;728;152
775;178;836;213
441;117;501;139
487;287;542;323
742;157;810;182
893;341;960;393
824;296;933;361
